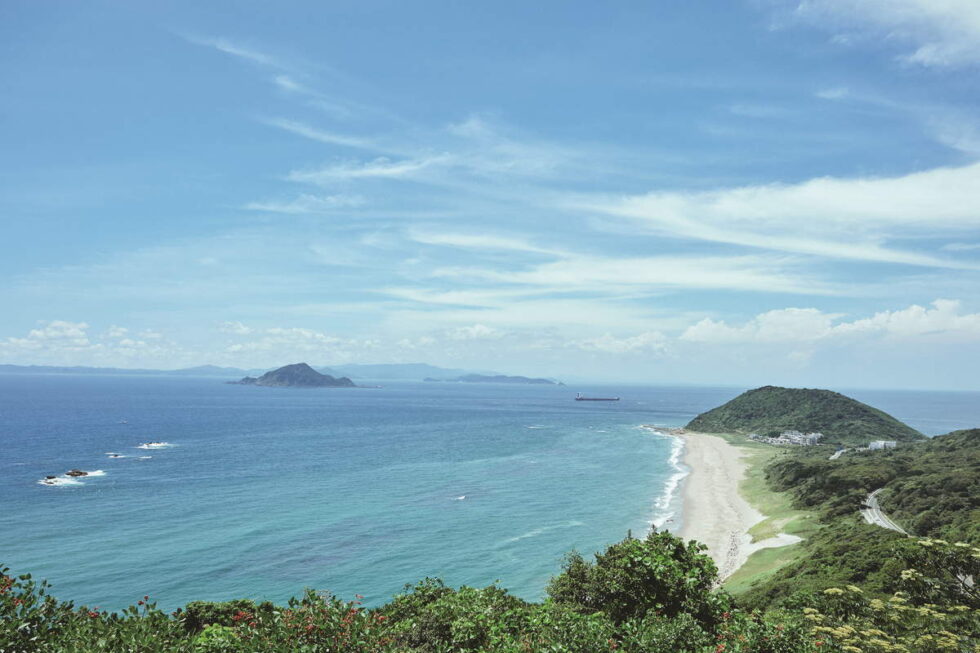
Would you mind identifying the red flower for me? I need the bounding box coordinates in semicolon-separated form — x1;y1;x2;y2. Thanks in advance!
138;600;144;606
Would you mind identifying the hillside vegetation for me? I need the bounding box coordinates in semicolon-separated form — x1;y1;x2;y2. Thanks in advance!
3;529;979;652
738;428;979;610
686;385;924;446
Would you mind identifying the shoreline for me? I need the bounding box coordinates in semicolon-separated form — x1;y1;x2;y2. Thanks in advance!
643;426;800;580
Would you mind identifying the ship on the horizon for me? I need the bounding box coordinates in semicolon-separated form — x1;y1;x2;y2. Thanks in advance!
574;392;620;401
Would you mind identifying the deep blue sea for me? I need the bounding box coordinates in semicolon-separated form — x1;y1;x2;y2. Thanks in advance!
2;375;978;613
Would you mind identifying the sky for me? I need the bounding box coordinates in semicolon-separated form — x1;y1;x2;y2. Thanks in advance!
2;0;980;389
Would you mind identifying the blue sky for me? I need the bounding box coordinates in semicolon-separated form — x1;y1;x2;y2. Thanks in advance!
2;0;980;389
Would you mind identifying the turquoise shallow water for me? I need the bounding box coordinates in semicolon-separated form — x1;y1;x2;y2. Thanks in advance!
1;375;977;612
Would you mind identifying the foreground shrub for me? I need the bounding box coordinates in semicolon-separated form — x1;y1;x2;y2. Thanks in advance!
547;530;729;625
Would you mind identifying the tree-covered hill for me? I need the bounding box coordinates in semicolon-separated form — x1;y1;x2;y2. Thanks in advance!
686;385;924;446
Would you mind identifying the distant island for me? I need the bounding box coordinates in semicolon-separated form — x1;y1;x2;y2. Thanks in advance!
231;363;355;388
424;374;562;385
686;385;924;446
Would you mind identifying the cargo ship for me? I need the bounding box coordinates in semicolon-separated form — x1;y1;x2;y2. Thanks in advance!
574;393;620;401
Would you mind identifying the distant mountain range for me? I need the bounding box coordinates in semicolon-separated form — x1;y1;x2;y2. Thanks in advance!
424;374;562;385
0;364;265;377
0;362;503;382
324;363;492;380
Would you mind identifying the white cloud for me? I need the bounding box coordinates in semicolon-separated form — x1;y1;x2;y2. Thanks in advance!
942;242;980;251
264;118;376;150
446;324;504;340
287;156;448;184
816;86;849;100
273;75;304;92
225;327;380;364
408;231;563;256
791;0;980;67
219;321;253;335
243;193;366;214
680;299;980;344
834;299;980;340
7;320;91;351
585;162;980;269
433;254;845;296
681;308;838;343
183;35;284;68
573;331;668;354
0;321;183;366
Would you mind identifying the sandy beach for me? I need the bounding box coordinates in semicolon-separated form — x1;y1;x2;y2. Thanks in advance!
656;428;800;580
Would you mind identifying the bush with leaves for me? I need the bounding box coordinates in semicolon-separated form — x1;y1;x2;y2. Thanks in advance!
547;530;729;625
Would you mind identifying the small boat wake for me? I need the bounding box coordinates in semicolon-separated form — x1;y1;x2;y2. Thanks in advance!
136;442;173;450
38;470;106;487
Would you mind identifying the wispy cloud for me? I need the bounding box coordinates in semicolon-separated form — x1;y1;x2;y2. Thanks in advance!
582;161;980;269
263;118;377;151
815;86;849;100
407;231;565;256
788;0;980;67
286;156;448;184
182;35;286;69
429;254;847;296
243;193;366;214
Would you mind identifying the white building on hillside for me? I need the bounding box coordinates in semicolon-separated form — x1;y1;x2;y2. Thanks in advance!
869;440;897;450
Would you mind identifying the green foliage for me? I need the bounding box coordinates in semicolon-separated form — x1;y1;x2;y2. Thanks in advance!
180;599;275;633
765;429;979;541
686;385;924;446
2;531;977;651
740;429;979;612
547;530;729;625
192;624;239;652
379;578;532;650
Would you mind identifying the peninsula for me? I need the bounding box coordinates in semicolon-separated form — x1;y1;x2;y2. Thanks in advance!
231;363;355;388
685;385;924;447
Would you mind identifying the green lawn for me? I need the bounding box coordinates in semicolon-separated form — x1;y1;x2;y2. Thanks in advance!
703;433;822;594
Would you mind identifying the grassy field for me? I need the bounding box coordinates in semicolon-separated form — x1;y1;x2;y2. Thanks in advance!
705;433;822;595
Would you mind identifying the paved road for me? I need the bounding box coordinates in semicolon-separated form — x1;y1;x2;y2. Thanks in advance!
829;448;848;460
861;488;908;535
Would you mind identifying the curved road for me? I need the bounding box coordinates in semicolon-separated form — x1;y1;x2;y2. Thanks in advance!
861;488;908;535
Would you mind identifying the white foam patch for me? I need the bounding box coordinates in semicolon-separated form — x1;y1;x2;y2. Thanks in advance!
38;476;84;487
498;521;585;546
136;442;173;450
644;428;688;530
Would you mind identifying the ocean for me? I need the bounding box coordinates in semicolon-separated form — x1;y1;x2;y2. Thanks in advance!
1;375;977;612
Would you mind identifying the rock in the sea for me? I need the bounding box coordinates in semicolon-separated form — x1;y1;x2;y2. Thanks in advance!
65;469;88;477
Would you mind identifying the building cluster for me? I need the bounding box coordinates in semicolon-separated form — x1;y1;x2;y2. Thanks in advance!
749;429;824;446
868;440;897;450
